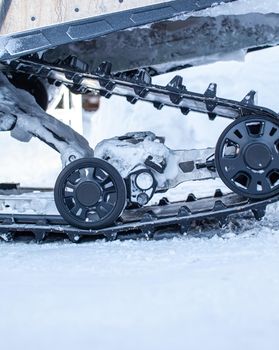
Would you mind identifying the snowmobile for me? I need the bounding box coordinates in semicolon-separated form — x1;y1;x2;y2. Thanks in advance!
1;0;279;241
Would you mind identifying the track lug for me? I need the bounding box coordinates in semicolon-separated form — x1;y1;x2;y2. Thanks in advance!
213;200;227;212
72;74;84;85
96;61;112;76
38;66;52;78
67;233;81;243
241;90;257;106
178;206;191;234
34;229;46;243
180;107;190;115
214;189;223;198
132;69;152;85
99;79;115;92
204;83;217;116
178;206;191;216
159;197;170;206
212;200;228;228
252;206;266;221
67;56;89;73
166;75;186;91
134;87;150;98
208;112;217;120
218;216;229;228
132;70;151;97
140;213;156;239
169;93;183;105
1;217;15;225
166;75;186;105
104;232;117;241
153;101;164;110
179;222;190;235
100;90;112;99
0;232;14;242
186;193;197;202
10;60;21;70
69;83;88;94
204;83;217;98
127;96;138;104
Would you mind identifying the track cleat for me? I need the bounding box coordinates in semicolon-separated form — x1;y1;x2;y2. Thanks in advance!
241;90;257;106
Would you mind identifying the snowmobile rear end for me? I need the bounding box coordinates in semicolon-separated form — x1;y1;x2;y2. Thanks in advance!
1;0;279;241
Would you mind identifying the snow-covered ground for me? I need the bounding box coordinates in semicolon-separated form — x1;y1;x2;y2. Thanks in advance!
1;45;279;349
1;211;279;350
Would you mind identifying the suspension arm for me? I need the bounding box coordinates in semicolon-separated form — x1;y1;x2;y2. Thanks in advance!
0;72;93;166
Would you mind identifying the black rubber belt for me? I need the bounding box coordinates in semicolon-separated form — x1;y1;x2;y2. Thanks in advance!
0;192;274;242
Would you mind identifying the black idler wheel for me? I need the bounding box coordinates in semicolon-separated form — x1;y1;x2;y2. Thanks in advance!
54;158;127;229
215;115;279;199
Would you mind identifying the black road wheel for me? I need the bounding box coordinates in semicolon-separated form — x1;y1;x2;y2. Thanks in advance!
54;158;127;229
215;115;279;199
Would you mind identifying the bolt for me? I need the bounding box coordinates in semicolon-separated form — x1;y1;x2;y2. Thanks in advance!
69;155;76;162
137;193;149;206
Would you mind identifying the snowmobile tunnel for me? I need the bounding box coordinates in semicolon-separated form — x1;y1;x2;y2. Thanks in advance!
0;0;234;60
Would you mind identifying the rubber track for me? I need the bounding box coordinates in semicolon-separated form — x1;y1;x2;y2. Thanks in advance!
5;57;279;122
0;191;274;243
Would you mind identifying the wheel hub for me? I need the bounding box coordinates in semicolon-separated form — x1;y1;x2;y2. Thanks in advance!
244;143;272;170
76;181;101;207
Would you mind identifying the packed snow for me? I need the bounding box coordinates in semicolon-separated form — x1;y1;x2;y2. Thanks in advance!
1;221;279;350
1;45;279;350
194;0;279;16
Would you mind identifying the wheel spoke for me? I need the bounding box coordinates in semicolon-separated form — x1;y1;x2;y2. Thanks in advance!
103;183;116;195
95;205;107;218
105;191;117;204
68;171;80;185
79;207;88;220
271;144;279;160
247;176;258;193
65;181;76;190
101;176;113;186
86;167;95;180
101;201;114;211
96;201;114;218
87;211;99;222
261;178;272;192
70;203;81;216
65;197;74;209
64;189;74;198
246;174;271;194
265;120;278;139
225;131;244;147
78;168;88;181
94;167;108;182
262;122;279;150
221;156;245;179
70;204;88;220
228;121;252;145
79;167;95;181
